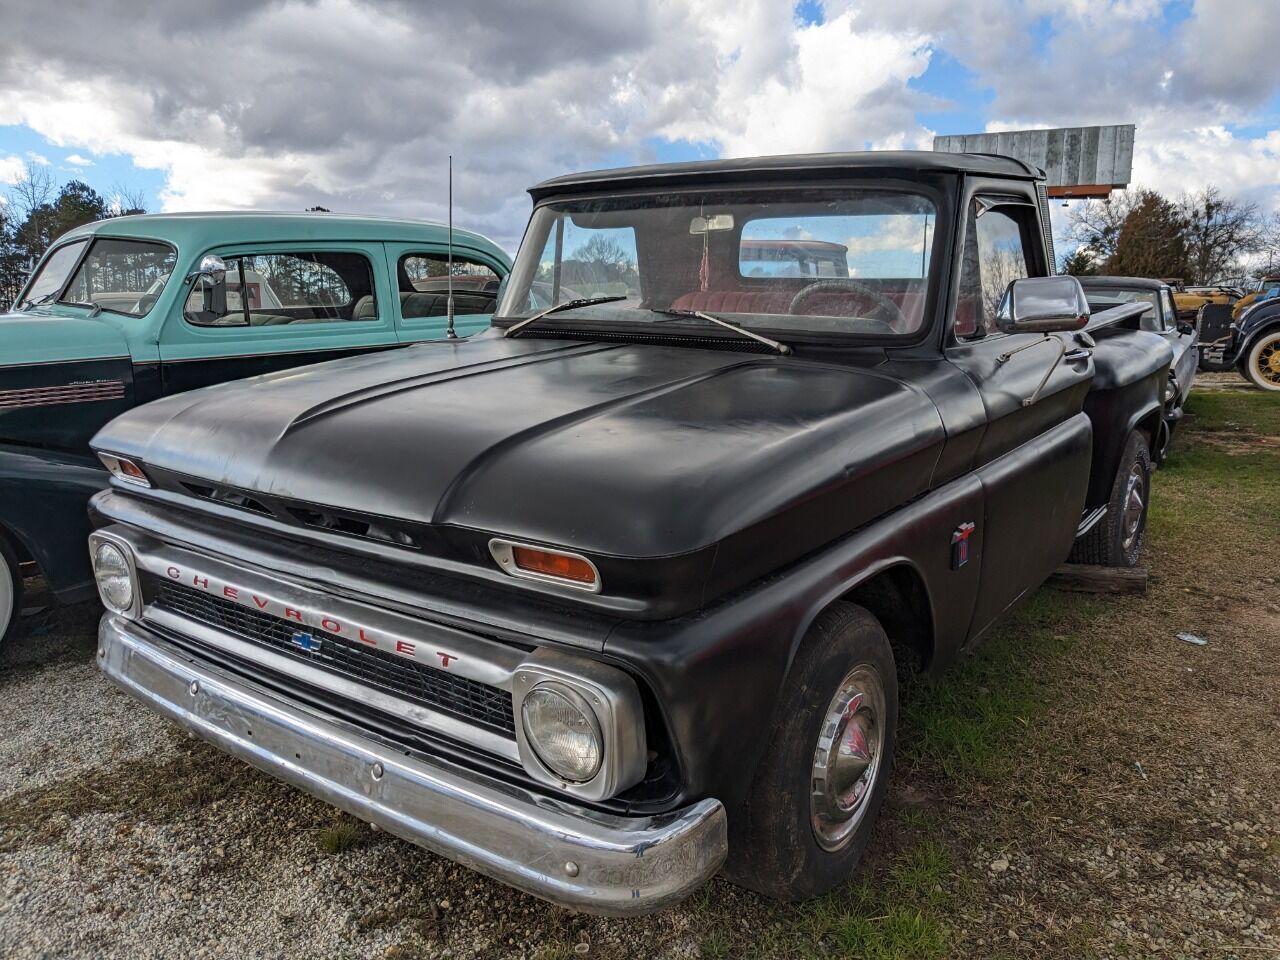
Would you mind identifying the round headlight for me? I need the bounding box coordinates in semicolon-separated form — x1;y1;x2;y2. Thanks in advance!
93;541;134;613
520;682;602;782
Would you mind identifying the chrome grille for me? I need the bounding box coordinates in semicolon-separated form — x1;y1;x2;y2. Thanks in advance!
147;576;515;736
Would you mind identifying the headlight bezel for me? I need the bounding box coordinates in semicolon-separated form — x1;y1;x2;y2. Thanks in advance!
512;648;648;802
88;532;140;618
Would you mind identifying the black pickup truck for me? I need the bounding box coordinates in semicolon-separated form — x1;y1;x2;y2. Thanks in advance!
87;152;1172;914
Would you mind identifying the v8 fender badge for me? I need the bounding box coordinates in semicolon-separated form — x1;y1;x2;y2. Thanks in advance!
951;522;976;569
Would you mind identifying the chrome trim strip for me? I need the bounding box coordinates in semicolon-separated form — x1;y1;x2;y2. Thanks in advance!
0;380;126;408
489;538;602;594
98;616;726;915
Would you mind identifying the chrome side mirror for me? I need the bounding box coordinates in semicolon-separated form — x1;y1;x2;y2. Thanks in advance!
187;254;227;284
996;276;1090;334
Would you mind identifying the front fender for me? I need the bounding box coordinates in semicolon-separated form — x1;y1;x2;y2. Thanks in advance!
1235;312;1280;370
0;445;108;598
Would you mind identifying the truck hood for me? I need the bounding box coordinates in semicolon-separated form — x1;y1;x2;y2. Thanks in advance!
94;333;945;563
0;307;130;367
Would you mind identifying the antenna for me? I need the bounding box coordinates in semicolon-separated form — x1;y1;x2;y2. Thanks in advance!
446;154;457;339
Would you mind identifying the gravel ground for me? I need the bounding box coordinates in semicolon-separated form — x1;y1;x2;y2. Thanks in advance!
1;382;1277;960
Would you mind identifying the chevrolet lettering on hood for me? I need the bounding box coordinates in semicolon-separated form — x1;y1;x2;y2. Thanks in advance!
161;563;462;671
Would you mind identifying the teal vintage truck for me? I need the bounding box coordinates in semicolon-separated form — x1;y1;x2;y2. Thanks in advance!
0;212;510;644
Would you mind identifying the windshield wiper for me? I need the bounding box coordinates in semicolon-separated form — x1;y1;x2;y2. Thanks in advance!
20;292;59;310
503;296;628;338
652;308;792;356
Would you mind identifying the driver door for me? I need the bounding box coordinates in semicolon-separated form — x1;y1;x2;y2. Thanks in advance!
945;197;1094;637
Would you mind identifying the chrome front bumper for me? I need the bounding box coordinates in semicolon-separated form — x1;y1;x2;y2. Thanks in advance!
97;615;727;915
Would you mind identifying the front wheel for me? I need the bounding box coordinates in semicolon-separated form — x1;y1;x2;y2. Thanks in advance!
1242;331;1280;391
722;602;897;901
0;536;22;648
1070;430;1151;567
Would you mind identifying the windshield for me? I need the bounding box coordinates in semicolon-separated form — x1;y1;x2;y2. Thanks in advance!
18;239;89;308
60;238;177;317
497;188;938;338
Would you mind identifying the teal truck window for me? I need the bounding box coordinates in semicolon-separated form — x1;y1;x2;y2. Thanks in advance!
398;253;500;318
61;238;177;317
186;251;377;327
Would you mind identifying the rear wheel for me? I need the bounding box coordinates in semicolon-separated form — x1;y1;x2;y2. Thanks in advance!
0;536;21;648
1070;430;1151;567
723;602;897;901
1243;331;1280;391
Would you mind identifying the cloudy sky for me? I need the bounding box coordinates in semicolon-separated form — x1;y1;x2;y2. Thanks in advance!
2;0;1278;252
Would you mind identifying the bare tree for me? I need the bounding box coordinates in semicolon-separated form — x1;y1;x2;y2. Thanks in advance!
1064;191;1143;265
5;160;54;222
108;182;149;217
1248;212;1280;278
1178;186;1263;283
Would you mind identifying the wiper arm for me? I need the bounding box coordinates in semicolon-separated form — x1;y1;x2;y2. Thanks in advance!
503;296;628;338
20;292;59;310
653;308;792;356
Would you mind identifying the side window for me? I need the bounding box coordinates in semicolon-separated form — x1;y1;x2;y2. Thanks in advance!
186;252;376;327
955;202;1032;338
398;253;500;319
1159;290;1176;330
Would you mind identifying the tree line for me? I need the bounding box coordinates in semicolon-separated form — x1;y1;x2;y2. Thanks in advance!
1062;185;1280;284
0;161;147;311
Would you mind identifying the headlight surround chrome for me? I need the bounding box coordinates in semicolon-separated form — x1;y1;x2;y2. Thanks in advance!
89;533;139;617
512;649;648;802
92;540;134;613
520;682;603;782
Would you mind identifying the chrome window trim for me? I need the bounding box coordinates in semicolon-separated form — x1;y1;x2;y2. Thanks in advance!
488;538;603;594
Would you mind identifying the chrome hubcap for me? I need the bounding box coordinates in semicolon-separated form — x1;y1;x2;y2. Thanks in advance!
1121;463;1146;552
811;664;886;851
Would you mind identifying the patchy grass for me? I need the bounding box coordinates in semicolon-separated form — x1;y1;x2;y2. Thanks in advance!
316;815;363;854
898;591;1105;781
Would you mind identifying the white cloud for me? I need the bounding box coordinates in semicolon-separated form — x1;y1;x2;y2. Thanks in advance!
0;0;1278;251
0;0;937;248
63;153;93;166
0;155;25;185
25;151;48;165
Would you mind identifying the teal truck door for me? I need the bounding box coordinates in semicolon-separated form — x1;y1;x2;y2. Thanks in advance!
384;243;507;343
157;244;401;394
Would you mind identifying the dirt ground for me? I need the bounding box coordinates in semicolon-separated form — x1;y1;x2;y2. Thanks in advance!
1;379;1277;960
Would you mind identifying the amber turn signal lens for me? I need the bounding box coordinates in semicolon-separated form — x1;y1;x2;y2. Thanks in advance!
511;546;597;585
97;452;151;487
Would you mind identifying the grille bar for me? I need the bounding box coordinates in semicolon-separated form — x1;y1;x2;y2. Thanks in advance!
147;576;515;737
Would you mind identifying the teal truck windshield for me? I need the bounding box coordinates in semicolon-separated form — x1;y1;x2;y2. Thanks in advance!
497;189;938;337
60;238;177;317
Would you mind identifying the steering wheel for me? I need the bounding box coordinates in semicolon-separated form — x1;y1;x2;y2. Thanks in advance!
788;279;907;330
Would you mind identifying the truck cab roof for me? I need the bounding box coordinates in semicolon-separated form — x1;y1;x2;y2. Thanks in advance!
529;151;1044;201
